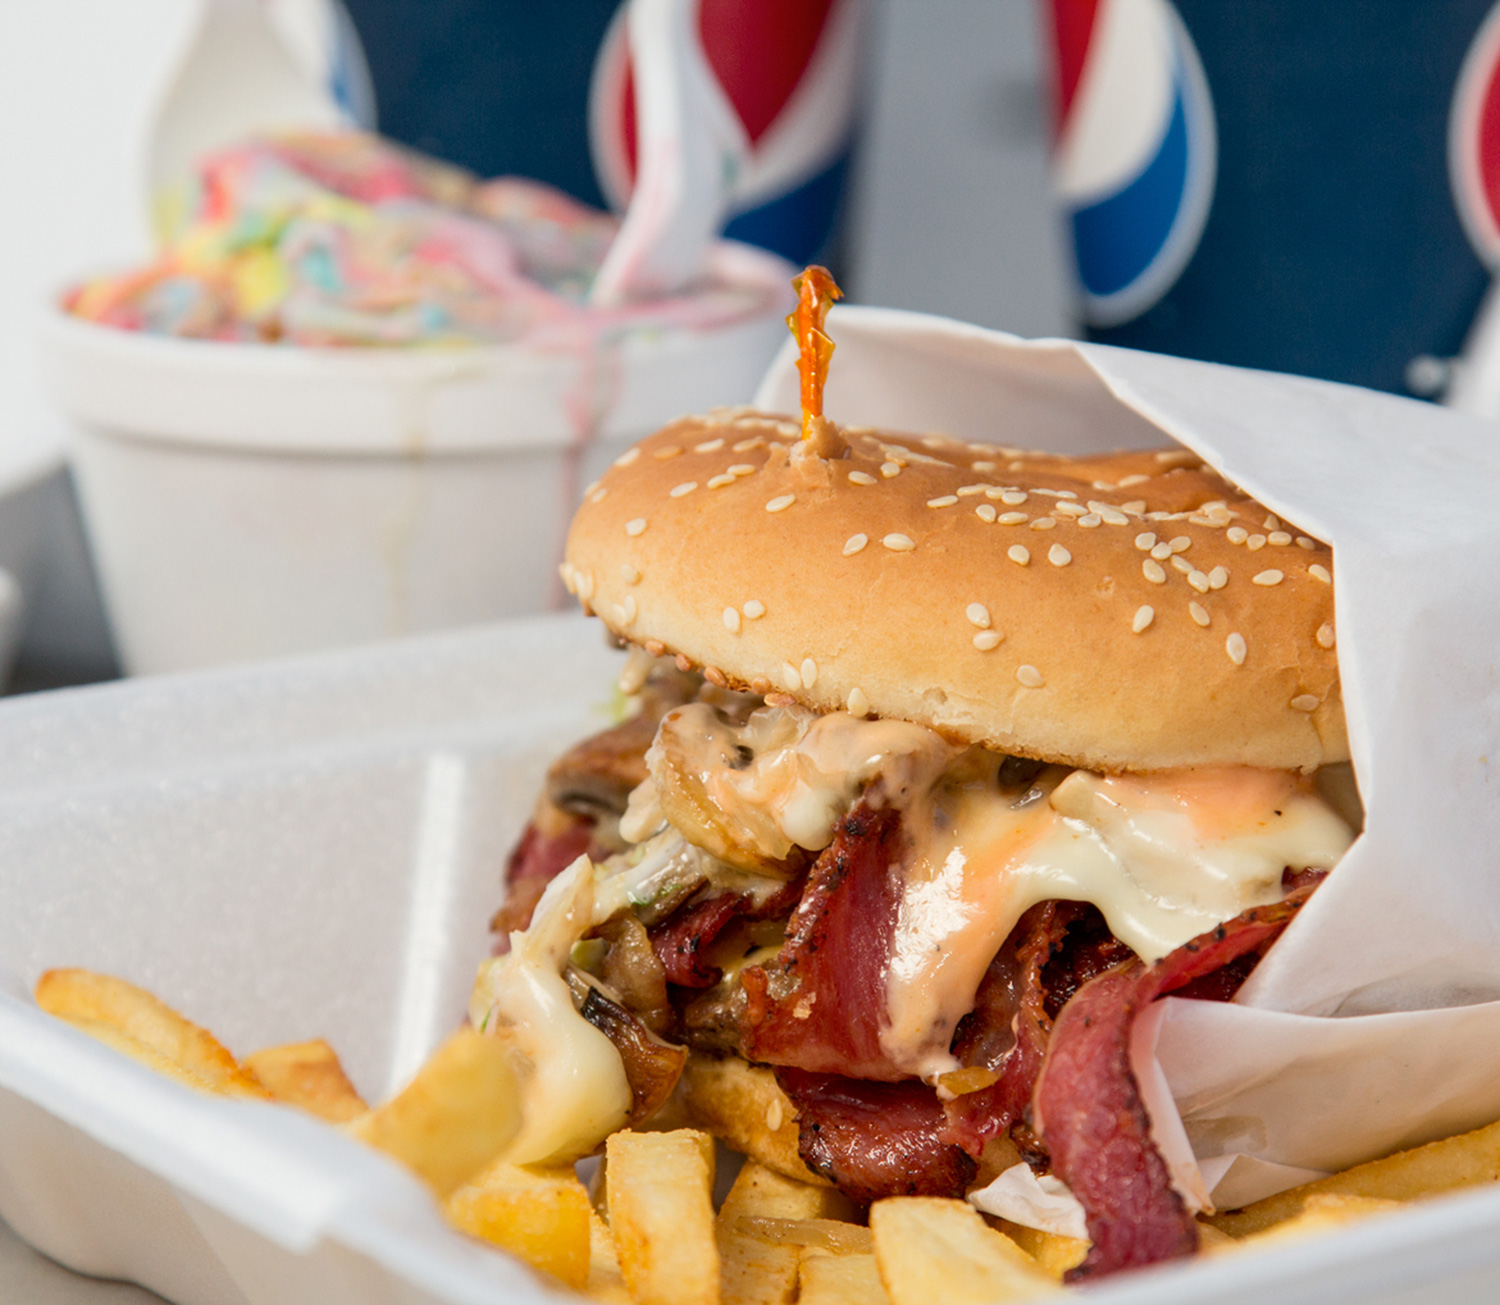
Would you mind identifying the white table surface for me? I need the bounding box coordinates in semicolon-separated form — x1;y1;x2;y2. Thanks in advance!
0;1215;163;1303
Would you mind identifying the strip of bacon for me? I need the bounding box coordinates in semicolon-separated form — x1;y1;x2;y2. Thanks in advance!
491;815;595;938
777;1069;976;1206
739;804;906;1081
1034;890;1313;1281
651;893;747;987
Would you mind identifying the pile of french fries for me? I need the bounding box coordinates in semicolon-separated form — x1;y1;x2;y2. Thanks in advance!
33;967;1500;1302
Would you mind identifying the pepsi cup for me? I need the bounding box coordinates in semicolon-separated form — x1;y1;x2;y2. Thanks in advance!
1045;0;1500;397
347;1;865;269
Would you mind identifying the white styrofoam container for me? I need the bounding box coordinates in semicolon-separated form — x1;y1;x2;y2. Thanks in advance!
42;240;791;676
4;614;1500;1305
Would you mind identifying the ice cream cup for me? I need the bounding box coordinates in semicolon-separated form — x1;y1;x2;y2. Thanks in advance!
43;242;791;675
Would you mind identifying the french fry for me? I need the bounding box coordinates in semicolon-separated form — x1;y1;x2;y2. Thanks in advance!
718;1162;853;1305
870;1198;1060;1304
678;1054;824;1186
347;1027;522;1196
719;1162;856;1223
797;1248;889;1305
243;1040;367;1123
445;1159;592;1289
605;1129;718;1305
731;1218;872;1256
35;969;267;1099
588;1209;632;1304
1209;1118;1500;1238
1217;1194;1402;1251
991;1218;1089;1280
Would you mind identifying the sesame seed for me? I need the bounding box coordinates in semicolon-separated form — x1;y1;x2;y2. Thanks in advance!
1253;569;1284;586
1187;569;1210;592
1095;505;1130;526
972;461;997;472
1290;694;1320;712
723;607;741;633
1001;491;1028;506
801;658;819;688
676;653;693;672
781;662;802;691
615;447;641;466
621;563;641;584
619;595;638;625
1189;601;1210;626
1055;502;1087;517
1135;532;1158;551
976;504;998;523
881;462;902;478
1118;473;1150;486
847;687;870;717
843;534;868;556
1309;564;1332;584
744;599;766;619
957;485;986;497
645;640;665;657
998;512;1027;525
1209;566;1229;590
973;630;1004;651
1247;534;1267;551
1151;542;1172;561
694;438;725;453
764;691;795;707
704;666;728;689
1297;536;1318;550
966;603;991;629
577;571;596;602
847;471;877;487
1143;559;1167;584
728;464;756;476
1169;536;1191;553
589;487;608;504
1264;514;1281;530
670;481;698;497
1016;665;1045;688
1227;527;1248;544
707;474;736;489
1226;632;1247;665
732;437;765;452
1268;531;1292;547
927;495;960;508
1079;514;1102;528
883;533;916;551
560;563;576;593
1316;622;1335;648
625;518;647;536
1008;545;1031;566
654;446;683;460
1049;544;1072;566
766;495;796;513
1133;605;1154;633
1121;500;1147;513
1171;556;1194;575
1031;517;1057;530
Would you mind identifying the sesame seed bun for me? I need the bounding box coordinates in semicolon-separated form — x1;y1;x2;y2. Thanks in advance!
562;411;1346;773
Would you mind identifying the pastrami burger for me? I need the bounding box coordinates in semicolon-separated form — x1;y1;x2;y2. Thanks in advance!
470;409;1357;1279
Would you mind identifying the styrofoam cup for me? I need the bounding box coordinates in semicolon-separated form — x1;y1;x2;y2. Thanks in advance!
43;241;792;675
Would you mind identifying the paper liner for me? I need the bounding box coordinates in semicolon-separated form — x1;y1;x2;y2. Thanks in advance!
755;307;1500;1209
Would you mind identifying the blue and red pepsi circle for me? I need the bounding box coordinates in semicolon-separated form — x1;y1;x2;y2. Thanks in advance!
588;0;867;266
1047;0;1500;397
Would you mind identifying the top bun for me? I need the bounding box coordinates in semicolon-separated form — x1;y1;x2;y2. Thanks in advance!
563;411;1346;773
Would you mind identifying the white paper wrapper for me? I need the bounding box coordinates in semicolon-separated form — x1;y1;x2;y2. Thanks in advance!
756;306;1500;1212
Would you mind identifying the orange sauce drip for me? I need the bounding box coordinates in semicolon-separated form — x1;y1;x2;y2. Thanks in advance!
786;265;843;441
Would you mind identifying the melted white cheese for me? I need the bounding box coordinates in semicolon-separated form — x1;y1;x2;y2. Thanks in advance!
630;704;1356;1083
469;856;633;1164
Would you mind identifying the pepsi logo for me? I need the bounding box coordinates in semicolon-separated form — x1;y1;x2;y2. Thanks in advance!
1450;0;1500;267
1052;0;1217;327
588;0;864;220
